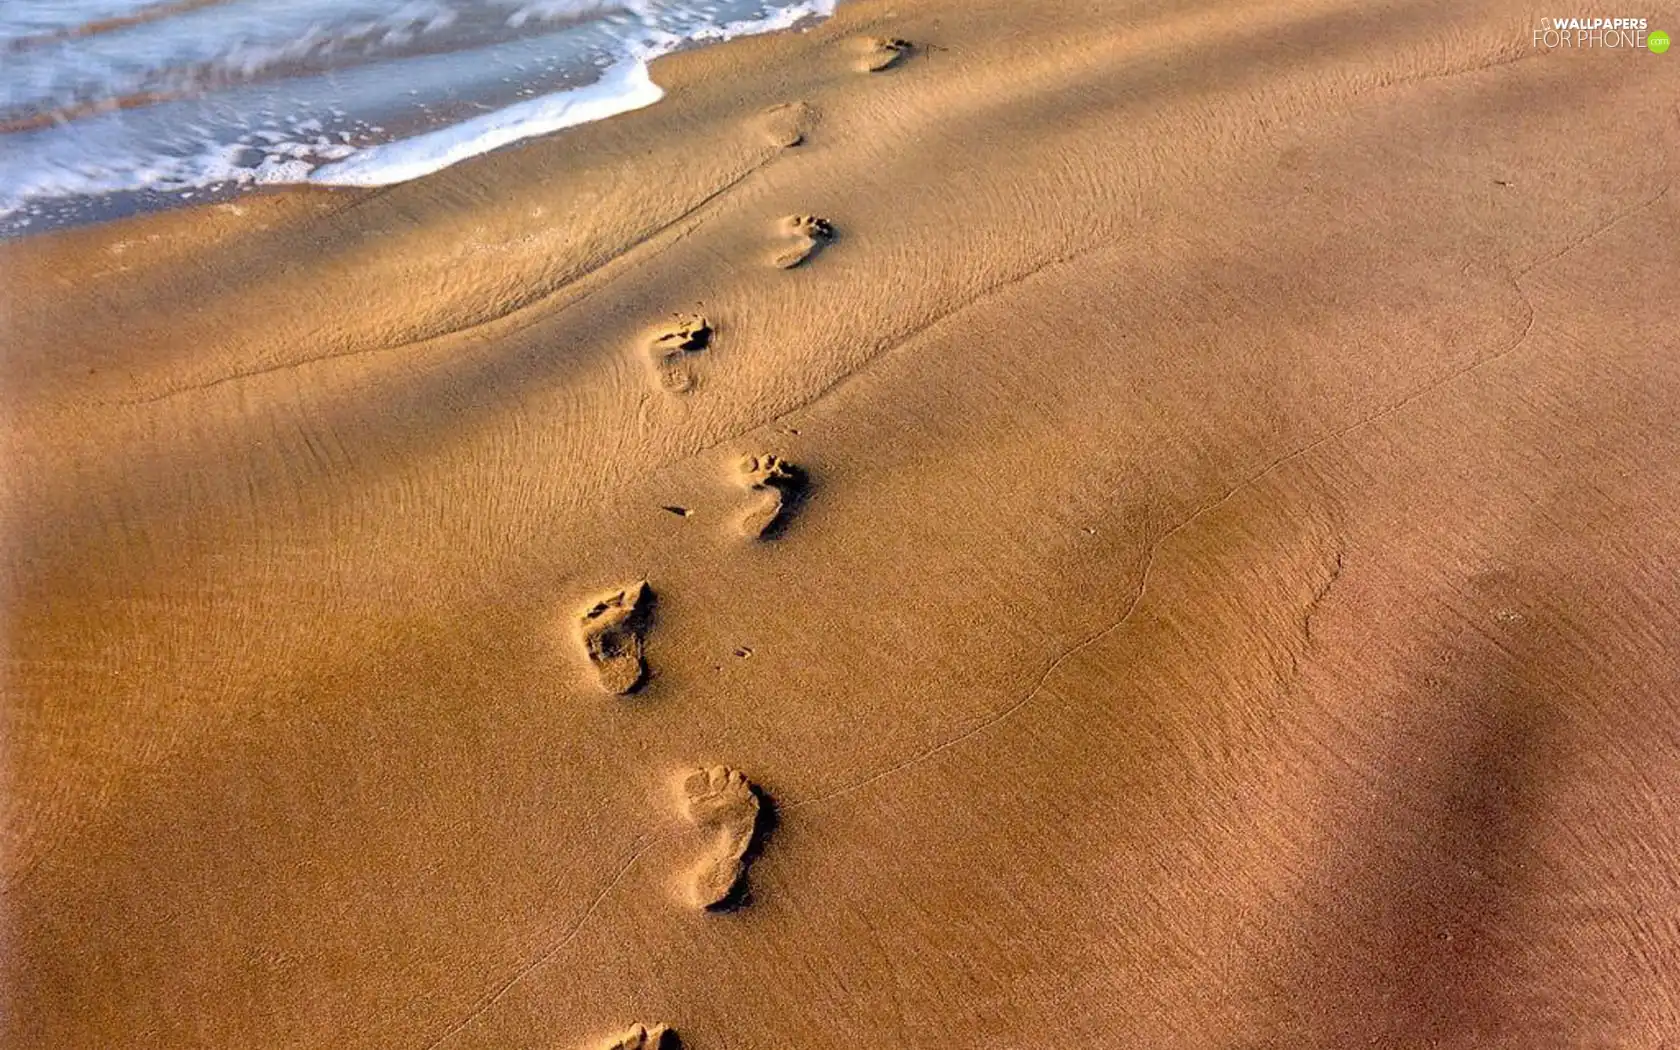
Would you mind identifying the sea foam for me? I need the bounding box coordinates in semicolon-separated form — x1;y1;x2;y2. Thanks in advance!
0;0;836;233
309;56;663;186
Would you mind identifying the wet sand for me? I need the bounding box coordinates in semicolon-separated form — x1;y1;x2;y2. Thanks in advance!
3;1;1679;1047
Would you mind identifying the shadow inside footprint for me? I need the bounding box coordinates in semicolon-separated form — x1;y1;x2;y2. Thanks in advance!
598;1023;679;1050
646;315;712;394
773;215;836;270
708;789;779;913
737;453;810;540
757;100;814;147
577;581;655;695
859;36;913;72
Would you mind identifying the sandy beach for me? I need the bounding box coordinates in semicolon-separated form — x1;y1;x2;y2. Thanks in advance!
4;0;1680;1046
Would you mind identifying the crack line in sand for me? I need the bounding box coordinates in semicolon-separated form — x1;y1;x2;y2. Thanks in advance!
779;178;1672;813
412;272;1527;1050
1513;182;1672;278
5;161;788;900
415;834;661;1050
690;243;1096;462
1302;548;1347;645
688;46;1560;462
116;155;778;408
408;180;1670;1050
1282;544;1349;687
112;43;1543;413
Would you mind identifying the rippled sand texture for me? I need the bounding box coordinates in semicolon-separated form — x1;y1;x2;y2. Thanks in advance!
3;1;1678;1048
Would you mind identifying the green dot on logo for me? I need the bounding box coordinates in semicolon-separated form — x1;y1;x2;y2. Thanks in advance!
1651;29;1672;53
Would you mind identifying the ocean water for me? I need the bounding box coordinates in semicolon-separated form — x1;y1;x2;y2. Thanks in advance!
0;0;835;235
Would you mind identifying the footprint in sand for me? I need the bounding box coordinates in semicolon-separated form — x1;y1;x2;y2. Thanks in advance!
856;36;913;72
577;581;653;695
645;315;712;394
679;765;764;910
772;215;835;270
597;1023;675;1050
757;100;814;147
736;453;806;539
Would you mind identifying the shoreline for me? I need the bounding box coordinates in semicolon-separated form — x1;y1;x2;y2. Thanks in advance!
0;0;840;240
